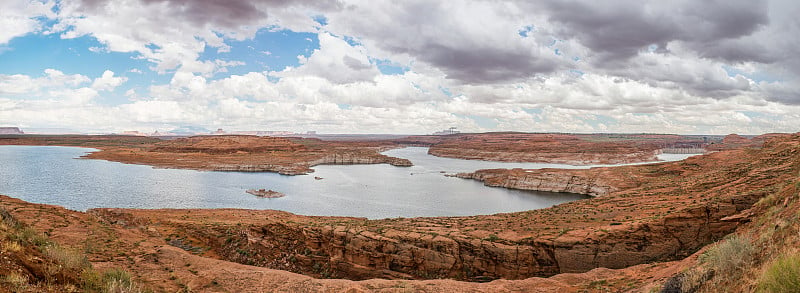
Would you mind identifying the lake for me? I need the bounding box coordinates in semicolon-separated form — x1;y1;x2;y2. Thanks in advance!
0;146;695;219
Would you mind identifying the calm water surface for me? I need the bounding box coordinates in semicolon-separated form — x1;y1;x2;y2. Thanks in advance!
0;146;695;219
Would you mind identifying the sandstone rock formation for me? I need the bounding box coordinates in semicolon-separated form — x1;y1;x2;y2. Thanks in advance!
454;168;619;196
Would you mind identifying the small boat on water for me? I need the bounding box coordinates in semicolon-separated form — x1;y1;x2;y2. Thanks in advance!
314;176;324;180
246;189;286;198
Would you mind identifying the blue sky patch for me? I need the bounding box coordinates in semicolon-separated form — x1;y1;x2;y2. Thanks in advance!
371;58;409;75
722;65;780;83
518;25;535;37
466;115;499;128
439;86;454;97
312;15;328;26
0;33;151;78
199;28;320;78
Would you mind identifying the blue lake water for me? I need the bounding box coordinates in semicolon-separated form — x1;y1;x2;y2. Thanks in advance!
0;146;695;219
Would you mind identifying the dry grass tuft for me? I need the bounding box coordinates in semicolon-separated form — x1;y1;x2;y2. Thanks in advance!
2;271;30;291
699;235;756;286
757;252;800;293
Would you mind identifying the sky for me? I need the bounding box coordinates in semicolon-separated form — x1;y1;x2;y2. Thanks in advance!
1;0;799;135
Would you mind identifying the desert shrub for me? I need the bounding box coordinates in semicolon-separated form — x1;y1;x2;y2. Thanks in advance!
11;226;49;247
757;252;800;293
105;278;144;293
82;268;104;291
678;267;712;292
103;268;133;288
700;235;755;284
83;268;143;293
0;207;20;228
44;244;91;271
2;240;22;252
2;272;30;291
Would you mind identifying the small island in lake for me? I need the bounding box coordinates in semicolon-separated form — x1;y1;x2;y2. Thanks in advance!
246;189;286;198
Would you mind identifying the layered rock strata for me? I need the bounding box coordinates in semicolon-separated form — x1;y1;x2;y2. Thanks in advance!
454;168;618;196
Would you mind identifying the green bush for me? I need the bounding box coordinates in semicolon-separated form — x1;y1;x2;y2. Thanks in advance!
758;252;800;293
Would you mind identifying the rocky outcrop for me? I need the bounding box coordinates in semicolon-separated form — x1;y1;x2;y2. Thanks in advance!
454;168;618;196
205;163;312;175
204;153;412;175
309;153;412;167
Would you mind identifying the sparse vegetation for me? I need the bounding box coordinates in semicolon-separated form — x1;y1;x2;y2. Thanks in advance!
2;271;29;291
1;206;144;292
82;268;142;293
757;252;800;293
699;235;756;285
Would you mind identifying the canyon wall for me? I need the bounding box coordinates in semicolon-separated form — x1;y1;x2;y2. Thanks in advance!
92;191;755;282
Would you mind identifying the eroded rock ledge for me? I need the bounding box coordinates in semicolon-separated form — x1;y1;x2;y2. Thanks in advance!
453;168;619;196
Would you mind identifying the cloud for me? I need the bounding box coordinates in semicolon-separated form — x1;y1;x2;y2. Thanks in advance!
52;0;341;74
3;0;800;134
92;70;127;91
325;1;564;83
276;32;380;84
0;1;55;44
0;69;90;95
538;0;769;62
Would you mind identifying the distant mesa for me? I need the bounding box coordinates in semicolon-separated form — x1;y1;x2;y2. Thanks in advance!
230;130;294;136
0;127;24;135
121;126;296;137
